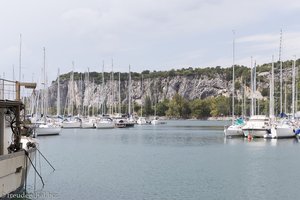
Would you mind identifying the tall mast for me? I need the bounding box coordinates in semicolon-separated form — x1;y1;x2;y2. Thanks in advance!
87;68;90;116
241;76;244;117
154;79;157;116
43;47;46;121
269;56;275;119
141;74;143;117
250;57;254;116
243;80;246;117
57;68;60;116
71;61;75;116
110;59;114;114
92;79;95;116
279;29;283;114
296;62;299;113
253;61;257;115
19;34;22;82
128;65;131;115
292;55;296;118
284;83;287;113
118;72;121;114
232;30;235;123
102;61;105;115
12;65;15;81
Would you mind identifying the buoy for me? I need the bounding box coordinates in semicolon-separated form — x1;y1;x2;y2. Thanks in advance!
248;134;252;141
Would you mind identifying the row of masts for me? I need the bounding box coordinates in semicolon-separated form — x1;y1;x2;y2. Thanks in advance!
232;30;298;121
61;61;136;118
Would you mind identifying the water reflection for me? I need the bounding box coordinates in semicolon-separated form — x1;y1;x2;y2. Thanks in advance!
224;136;299;146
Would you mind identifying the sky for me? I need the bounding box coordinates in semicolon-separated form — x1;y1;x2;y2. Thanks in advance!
1;0;300;84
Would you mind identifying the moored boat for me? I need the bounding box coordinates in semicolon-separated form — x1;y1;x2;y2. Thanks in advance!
35;123;61;136
62;117;82;128
242;115;270;138
95;118;115;129
0;80;38;198
224;118;245;137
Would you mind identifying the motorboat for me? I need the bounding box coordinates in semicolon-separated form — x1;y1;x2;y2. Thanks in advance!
114;118;135;128
242;115;270;138
224;118;245;137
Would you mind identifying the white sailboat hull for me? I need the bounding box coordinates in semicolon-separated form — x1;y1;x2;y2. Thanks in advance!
151;119;166;125
81;122;95;129
273;126;295;138
62;121;81;128
137;118;148;125
224;125;244;137
36;125;61;136
96;122;115;129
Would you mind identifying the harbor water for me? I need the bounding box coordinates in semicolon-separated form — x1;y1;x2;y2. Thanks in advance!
27;120;300;200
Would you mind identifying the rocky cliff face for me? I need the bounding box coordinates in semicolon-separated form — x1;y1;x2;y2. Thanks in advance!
46;72;268;114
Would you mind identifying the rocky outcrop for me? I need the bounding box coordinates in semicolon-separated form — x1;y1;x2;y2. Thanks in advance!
46;71;268;113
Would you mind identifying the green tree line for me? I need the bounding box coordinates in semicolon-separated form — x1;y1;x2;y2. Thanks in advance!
136;93;269;119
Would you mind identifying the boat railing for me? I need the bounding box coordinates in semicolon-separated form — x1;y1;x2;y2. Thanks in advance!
0;78;17;100
0;79;37;101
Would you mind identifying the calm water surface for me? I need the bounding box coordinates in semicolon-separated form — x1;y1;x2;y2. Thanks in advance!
27;120;300;200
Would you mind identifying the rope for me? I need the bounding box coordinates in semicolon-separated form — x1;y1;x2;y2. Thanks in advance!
23;149;45;187
34;148;37;191
36;148;55;171
24;152;27;194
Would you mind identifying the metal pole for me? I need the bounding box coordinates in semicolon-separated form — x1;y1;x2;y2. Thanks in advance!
232;30;235;123
279;29;283;114
128;65;131;115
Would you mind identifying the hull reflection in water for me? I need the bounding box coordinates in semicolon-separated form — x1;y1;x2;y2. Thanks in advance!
224;137;299;146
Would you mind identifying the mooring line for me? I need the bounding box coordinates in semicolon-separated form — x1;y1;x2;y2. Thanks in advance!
24;149;45;187
36;148;55;171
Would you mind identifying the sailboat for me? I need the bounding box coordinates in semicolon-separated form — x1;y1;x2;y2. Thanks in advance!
137;75;149;125
95;62;115;129
242;61;270;138
268;56;296;138
224;31;245;137
62;62;82;128
35;47;61;136
150;79;165;125
81;69;96;128
115;65;135;128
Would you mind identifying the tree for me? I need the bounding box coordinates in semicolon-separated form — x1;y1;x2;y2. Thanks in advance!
156;99;169;116
144;95;153;116
190;99;211;119
166;93;191;118
210;96;230;117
